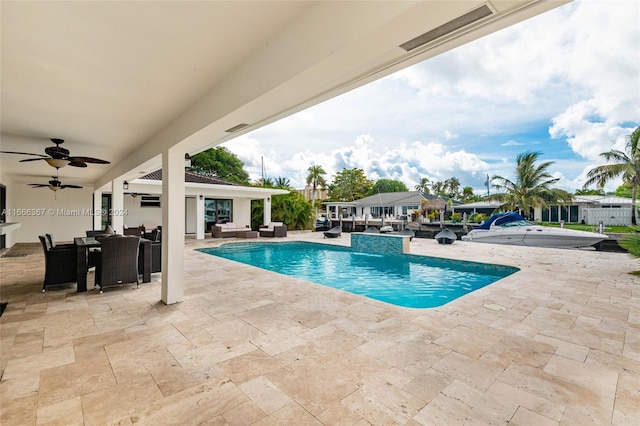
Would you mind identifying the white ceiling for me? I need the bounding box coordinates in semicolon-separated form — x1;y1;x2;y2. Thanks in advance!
1;1;569;188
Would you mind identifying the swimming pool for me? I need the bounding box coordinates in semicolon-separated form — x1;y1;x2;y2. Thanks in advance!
198;241;519;308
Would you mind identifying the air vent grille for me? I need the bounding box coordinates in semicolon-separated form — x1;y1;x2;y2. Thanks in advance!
225;123;250;133
400;4;494;52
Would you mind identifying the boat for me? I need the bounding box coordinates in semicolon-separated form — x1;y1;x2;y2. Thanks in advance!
434;228;456;244
461;212;608;249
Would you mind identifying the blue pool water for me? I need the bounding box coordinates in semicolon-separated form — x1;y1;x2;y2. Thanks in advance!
198;242;519;308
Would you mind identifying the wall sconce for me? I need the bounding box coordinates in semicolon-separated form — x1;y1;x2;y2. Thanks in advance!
185;153;192;169
199;195;203;200
123;181;129;190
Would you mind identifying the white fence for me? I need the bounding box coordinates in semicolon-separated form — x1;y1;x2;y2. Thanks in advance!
583;207;633;226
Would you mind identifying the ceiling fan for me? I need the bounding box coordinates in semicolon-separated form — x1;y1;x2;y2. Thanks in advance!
1;138;110;168
28;176;82;191
128;192;150;199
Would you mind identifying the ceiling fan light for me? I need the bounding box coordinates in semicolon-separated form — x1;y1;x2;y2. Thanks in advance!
45;158;70;168
48;185;59;191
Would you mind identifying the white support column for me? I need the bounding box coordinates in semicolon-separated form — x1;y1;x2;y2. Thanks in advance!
196;196;205;240
93;189;103;230
111;178;124;234
263;197;272;225
161;148;185;305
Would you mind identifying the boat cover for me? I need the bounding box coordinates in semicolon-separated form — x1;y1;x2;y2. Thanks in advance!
476;212;526;230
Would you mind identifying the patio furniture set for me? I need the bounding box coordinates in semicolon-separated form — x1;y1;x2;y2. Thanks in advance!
211;222;287;239
39;229;160;294
38;222;286;294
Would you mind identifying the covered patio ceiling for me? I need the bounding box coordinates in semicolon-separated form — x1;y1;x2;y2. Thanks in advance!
1;1;569;189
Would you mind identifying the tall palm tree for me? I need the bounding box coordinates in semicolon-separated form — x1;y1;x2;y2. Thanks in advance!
583;126;640;225
306;165;327;208
489;151;572;217
414;177;430;194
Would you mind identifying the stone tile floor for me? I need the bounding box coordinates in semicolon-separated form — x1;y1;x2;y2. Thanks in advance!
0;232;638;425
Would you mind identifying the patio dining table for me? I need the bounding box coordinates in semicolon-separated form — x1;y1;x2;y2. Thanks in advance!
74;236;152;292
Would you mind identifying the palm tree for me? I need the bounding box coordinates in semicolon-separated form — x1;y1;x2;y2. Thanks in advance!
583;126;640;225
255;177;274;187
489;151;572;218
306;165;327;208
461;186;476;202
274;176;292;189
414;177;430;194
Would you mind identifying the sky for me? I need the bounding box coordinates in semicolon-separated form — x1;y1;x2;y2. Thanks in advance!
222;0;640;195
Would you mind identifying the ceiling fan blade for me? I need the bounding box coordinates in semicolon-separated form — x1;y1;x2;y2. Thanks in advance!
68;156;110;164
29;184;49;187
69;161;88;168
19;158;48;163
61;184;83;189
0;151;49;158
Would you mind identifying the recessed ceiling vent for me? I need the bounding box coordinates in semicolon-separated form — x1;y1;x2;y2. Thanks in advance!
400;4;495;52
225;123;250;133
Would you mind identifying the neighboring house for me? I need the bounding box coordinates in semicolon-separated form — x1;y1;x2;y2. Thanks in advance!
120;170;288;236
323;191;460;222
456;196;636;226
297;184;329;203
537;195;636;226
454;201;503;218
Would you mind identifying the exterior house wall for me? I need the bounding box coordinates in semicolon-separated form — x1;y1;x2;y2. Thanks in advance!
185;197;197;234
120;194;254;233
123;195;162;229
233;198;252;228
298;185;328;202
10;184;95;243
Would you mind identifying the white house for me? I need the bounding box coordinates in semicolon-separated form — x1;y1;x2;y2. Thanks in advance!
455;196;637;226
538;195;637;226
123;171;288;237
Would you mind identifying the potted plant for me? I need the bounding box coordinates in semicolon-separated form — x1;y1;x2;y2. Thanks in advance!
451;212;461;223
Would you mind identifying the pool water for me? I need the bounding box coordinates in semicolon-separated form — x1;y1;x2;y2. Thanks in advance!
198;242;519;308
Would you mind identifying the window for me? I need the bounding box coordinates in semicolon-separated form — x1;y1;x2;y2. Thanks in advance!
402;205;419;214
205;199;233;229
570;205;579;223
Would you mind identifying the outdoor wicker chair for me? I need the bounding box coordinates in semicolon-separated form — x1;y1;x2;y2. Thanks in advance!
138;236;161;274
95;235;140;293
45;233;75;249
124;226;143;236
38;235;77;292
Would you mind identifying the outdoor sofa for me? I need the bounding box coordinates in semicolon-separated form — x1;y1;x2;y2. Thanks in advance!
259;222;287;237
212;222;248;238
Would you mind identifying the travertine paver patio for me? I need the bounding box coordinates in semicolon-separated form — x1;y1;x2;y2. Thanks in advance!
0;231;638;425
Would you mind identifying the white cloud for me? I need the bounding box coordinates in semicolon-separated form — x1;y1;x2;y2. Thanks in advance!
501;140;525;147
225;133;492;192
